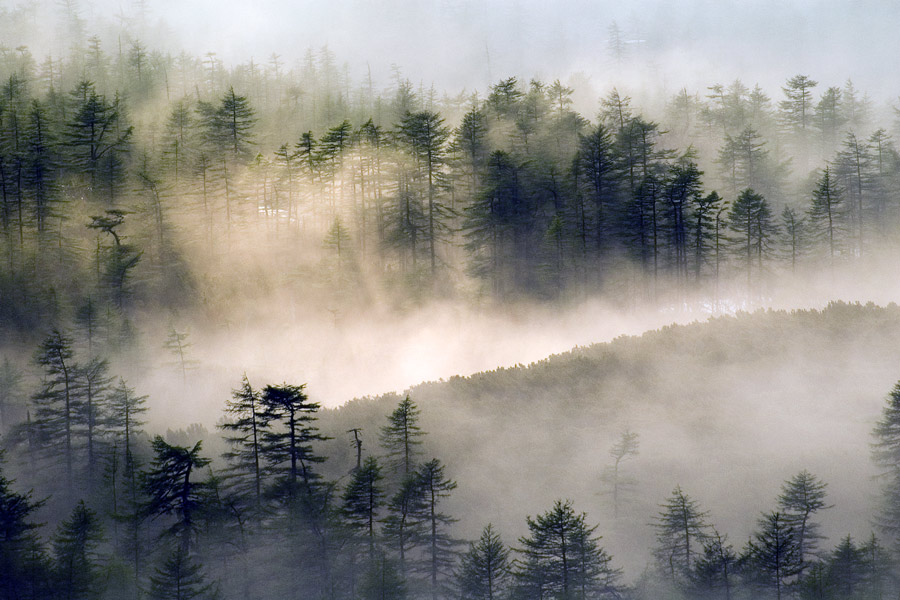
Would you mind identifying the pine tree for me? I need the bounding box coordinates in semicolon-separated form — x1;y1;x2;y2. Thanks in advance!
653;486;710;583
727;188;775;292
457;524;510;600
414;458;458;600
692;191;725;280
780;206;805;272
690;530;737;600
259;383;328;496
807;167;844;265
871;381;900;549
397;110;451;277
105;378;148;578
573;123;617;273
31;329;80;496
0;457;51;599
601;429;639;519
515;500;620;599
148;547;217;600
66;80;133;199
213;86;255;159
219;375;267;509
342;455;384;562
777;470;830;570
380;395;425;477
76;357;111;490
744;512;802;600
824;535;867;598
779;75;817;149
52;500;104;599
142;436;211;552
833;132;871;253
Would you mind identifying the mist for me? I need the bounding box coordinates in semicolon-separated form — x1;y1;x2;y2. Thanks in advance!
2;0;900;598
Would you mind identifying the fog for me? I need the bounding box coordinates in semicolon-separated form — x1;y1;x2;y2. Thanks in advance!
2;0;900;597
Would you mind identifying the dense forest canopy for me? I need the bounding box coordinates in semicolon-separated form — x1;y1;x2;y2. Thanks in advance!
2;0;900;598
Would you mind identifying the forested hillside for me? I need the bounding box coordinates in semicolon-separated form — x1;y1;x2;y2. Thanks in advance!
1;2;900;347
3;2;900;599
4;302;900;599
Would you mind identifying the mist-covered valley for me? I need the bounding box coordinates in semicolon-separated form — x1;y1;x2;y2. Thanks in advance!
4;0;900;598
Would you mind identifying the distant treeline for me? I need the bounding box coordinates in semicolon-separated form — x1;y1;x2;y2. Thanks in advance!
3;323;900;599
1;21;900;338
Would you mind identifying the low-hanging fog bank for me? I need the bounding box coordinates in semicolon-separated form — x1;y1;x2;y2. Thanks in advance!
308;302;900;577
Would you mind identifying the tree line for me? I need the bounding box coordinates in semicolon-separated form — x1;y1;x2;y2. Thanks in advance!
5;327;900;599
2;33;900;339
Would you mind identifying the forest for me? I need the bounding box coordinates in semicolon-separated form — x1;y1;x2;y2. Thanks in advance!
3;0;900;598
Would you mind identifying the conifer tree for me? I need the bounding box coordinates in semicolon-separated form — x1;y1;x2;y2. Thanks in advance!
601;429;639;520
259;383;328;495
342;455;383;561
142;436;211;552
457;524;510;600
653;486;710;583
777;470;830;571
219;375;266;509
744;512;802;600
397;110;451;277
728;188;775;292
52;500;104;599
871;381;900;549
515;500;620;599
0;458;51;599
380;395;425;477
414;458;458;600
31;329;80;495
148;547;217;600
383;474;426;580
808;167;844;265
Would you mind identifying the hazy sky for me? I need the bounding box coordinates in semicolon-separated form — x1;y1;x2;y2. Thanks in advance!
99;0;900;104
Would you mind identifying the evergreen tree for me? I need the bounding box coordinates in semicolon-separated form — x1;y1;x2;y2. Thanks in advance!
52;500;104;600
600;429;639;519
457;523;510;600
808;166;844;265
210;86;255;159
573;122;617;268
397;110;451;276
105;378;148;580
653;486;710;583
727;189;775;292
142;436;211;552
31;329;80;495
259;383;328;496
780;206;806;272
414;458;458;600
148;547;217;600
380;395;425;478
871;381;900;549
833;132;871;253
515;499;620;600
219;375;266;509
823;535;867;598
66;80;133;200
692;191;726;280
690;530;737;600
744;512;802;600
383;473;427;581
0;458;51;599
342;455;384;561
76;357;111;491
777;470;830;570
779;75;818;157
